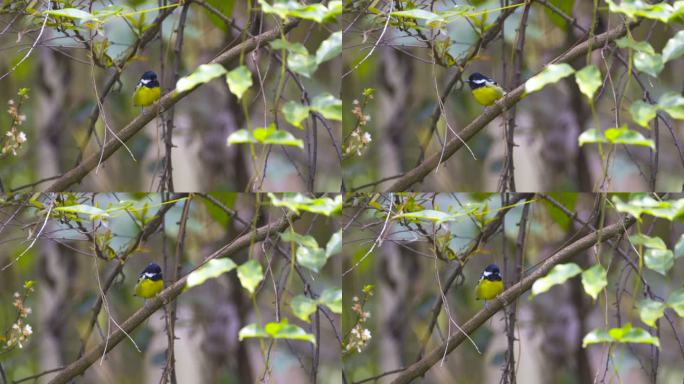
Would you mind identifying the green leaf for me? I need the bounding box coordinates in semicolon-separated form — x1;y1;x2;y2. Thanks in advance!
575;65;602;100
629;233;667;250
674;234;684;259
663;30;684;63
227;124;304;148
310;93;342;121
530;263;582;299
186;258;237;288
645;248;674;275
268;193;342;216
280;229;319;249
237;259;263;295
176;63;227;92
315;31;342;65
271;39;317;78
325;230;342;258
53;204;108;220
44;8;96;21
583;323;660;348
607;0;673;23
525;63;575;94
666;288;684;317
390;9;445;27
658;92;684;120
578;126;655;149
238;323;268;339
616;36;656;55
638;299;666;327
630;101;658;128
291;295;318;322
296;243;327;273
226;65;252;100
319;288;342;314
394;209;458;223
612;195;684;221
239;319;316;344
581;264;607;300
634;51;664;77
282;101;310;129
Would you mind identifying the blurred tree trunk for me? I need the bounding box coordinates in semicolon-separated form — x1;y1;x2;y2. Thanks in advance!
36;37;73;381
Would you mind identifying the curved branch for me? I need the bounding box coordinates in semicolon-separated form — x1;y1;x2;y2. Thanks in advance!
384;20;635;192
389;214;636;384
48;212;294;384
45;20;299;192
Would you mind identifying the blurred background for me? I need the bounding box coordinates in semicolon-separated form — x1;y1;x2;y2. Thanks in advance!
342;1;684;192
0;193;341;383
0;1;341;192
342;193;684;383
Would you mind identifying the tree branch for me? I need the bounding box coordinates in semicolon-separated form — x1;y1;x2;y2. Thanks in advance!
384;20;634;192
44;20;299;192
389;214;636;384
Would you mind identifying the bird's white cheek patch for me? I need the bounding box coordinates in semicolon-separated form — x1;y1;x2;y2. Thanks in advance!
140;79;151;85
472;79;486;85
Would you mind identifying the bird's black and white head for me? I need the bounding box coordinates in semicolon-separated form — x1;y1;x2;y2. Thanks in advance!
140;262;163;281
481;263;502;281
138;70;159;88
468;72;496;90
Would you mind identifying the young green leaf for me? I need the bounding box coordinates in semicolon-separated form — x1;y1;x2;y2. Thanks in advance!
176;64;227;92
575;65;602;100
663;30;684;62
612;195;684;221
674;234;684;259
630;100;658;128
629;233;667;250
227;124;304;148
186;258;237;288
296;243;327;273
645;248;674;275
237;259;263;295
525;63;575;94
315;31;342;65
658;92;684;120
268;193;342;216
282;101;310;129
390;9;445;27
310;93;342;121
325;230;342;258
291;295;318;322
239;319;316;344
44;8;96;21
530;263;582;299
637;299;666;327
634;51;664;77
318;288;342;314
226;65;252;100
666;288;684;316
54;204;108;220
578;126;655;149
581;264;607;300
583;323;660;348
616;36;656;54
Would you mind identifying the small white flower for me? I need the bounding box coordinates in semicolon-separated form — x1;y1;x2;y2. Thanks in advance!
17;131;27;143
362;132;372;144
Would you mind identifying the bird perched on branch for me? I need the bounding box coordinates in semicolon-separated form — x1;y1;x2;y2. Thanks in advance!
134;262;164;299
133;70;161;108
468;72;506;106
475;263;504;301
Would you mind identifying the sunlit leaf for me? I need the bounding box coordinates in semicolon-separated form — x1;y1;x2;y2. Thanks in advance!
226;65;252;100
54;204;108;219
530;263;582;299
282;101;310;129
291;295;318;322
583;323;660;348
394;209;458;223
325;230;342;258
612;195;684;221
319;288;342;314
630;101;658;128
227;124;304;148
578;126;655;149
663;30;684;62
296;243;327;273
315;31;342;65
237;259;263;295
616;36;656;55
634;51;664;77
525;63;575;94
674;234;684;259
268;193;342;216
581;264;607;300
176;63;227;92
44;8;96;21
280;229;319;249
607;0;673;23
310;93;342;121
638;299;666;327
575;64;602;100
390;9;445;27
645;248;674;275
239;319;316;344
666;288;684;317
186;258;237;288
629;233;667;250
658;92;684;120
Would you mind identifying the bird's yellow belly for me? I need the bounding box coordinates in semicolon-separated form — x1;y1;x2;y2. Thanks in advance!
476;279;504;300
472;86;504;106
133;86;161;107
135;278;163;298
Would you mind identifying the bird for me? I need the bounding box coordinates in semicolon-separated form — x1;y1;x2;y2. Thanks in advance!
133;70;161;108
467;72;506;106
475;263;504;301
134;262;164;299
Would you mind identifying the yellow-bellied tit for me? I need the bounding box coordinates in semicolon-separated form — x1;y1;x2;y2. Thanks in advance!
475;263;504;301
468;72;506;106
134;262;164;298
133;70;161;107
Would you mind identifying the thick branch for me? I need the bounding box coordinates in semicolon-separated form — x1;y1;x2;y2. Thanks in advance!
48;213;293;384
45;21;299;192
389;214;636;384
384;21;633;192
